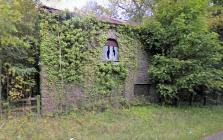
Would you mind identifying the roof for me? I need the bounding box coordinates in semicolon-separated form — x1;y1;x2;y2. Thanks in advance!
38;4;135;26
38;5;62;13
96;15;127;25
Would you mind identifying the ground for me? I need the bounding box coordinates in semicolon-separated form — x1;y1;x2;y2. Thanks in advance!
0;105;223;140
203;132;223;140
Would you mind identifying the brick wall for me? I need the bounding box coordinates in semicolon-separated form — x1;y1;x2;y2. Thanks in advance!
134;49;150;84
40;66;84;114
40;30;154;113
131;49;158;101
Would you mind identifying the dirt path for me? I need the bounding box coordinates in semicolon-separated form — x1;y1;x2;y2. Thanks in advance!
202;132;223;140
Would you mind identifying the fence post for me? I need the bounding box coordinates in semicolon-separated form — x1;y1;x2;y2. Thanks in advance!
0;59;2;118
37;95;41;115
0;100;2;118
216;91;221;105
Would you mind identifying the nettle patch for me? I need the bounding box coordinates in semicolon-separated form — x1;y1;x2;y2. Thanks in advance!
40;11;140;100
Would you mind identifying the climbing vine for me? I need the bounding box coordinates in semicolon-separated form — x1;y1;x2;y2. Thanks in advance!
39;11;141;110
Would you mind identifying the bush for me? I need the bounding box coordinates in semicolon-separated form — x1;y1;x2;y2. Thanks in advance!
138;0;223;104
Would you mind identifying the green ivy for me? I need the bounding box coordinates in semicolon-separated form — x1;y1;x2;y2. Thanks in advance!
39;11;140;101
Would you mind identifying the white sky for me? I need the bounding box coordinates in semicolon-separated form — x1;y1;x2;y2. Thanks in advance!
41;0;109;11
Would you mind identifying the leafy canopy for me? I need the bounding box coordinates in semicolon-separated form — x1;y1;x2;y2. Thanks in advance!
139;0;223;102
0;0;38;100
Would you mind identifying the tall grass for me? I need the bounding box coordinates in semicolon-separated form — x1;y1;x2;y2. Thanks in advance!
0;105;223;140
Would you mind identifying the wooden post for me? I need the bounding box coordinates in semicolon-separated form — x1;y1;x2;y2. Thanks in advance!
37;95;41;115
27;96;32;112
216;91;221;105
189;93;193;106
203;91;207;106
0;101;1;118
0;61;2;101
0;60;2;118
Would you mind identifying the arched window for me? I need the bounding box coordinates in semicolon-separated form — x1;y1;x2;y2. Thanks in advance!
103;39;119;62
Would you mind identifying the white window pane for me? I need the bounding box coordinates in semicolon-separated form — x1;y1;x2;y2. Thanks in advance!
114;47;118;61
109;46;113;61
103;46;109;60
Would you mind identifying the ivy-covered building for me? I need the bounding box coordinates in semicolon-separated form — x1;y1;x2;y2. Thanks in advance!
39;5;154;113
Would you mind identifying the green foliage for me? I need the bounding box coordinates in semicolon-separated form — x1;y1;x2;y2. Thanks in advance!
1;106;223;139
0;0;38;45
1;63;36;101
208;0;223;39
39;10;139;108
92;63;128;96
138;0;223;103
0;0;38;101
108;0;156;22
0;0;22;45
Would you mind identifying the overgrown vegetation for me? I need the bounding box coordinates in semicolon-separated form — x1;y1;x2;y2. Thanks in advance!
0;0;39;101
1;106;223;140
39;11;140;111
208;0;223;40
0;0;223;139
138;0;223;104
0;0;223;113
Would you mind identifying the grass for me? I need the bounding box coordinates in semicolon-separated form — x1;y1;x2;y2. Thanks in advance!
0;105;223;140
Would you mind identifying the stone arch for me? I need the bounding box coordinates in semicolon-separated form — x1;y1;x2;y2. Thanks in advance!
103;38;119;62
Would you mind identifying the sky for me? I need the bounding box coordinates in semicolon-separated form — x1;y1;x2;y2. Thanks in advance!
40;0;109;11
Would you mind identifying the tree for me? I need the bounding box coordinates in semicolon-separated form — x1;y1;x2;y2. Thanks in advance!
108;0;155;22
0;0;22;101
81;0;112;17
138;0;223;104
0;0;38;101
0;0;22;45
208;0;223;40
